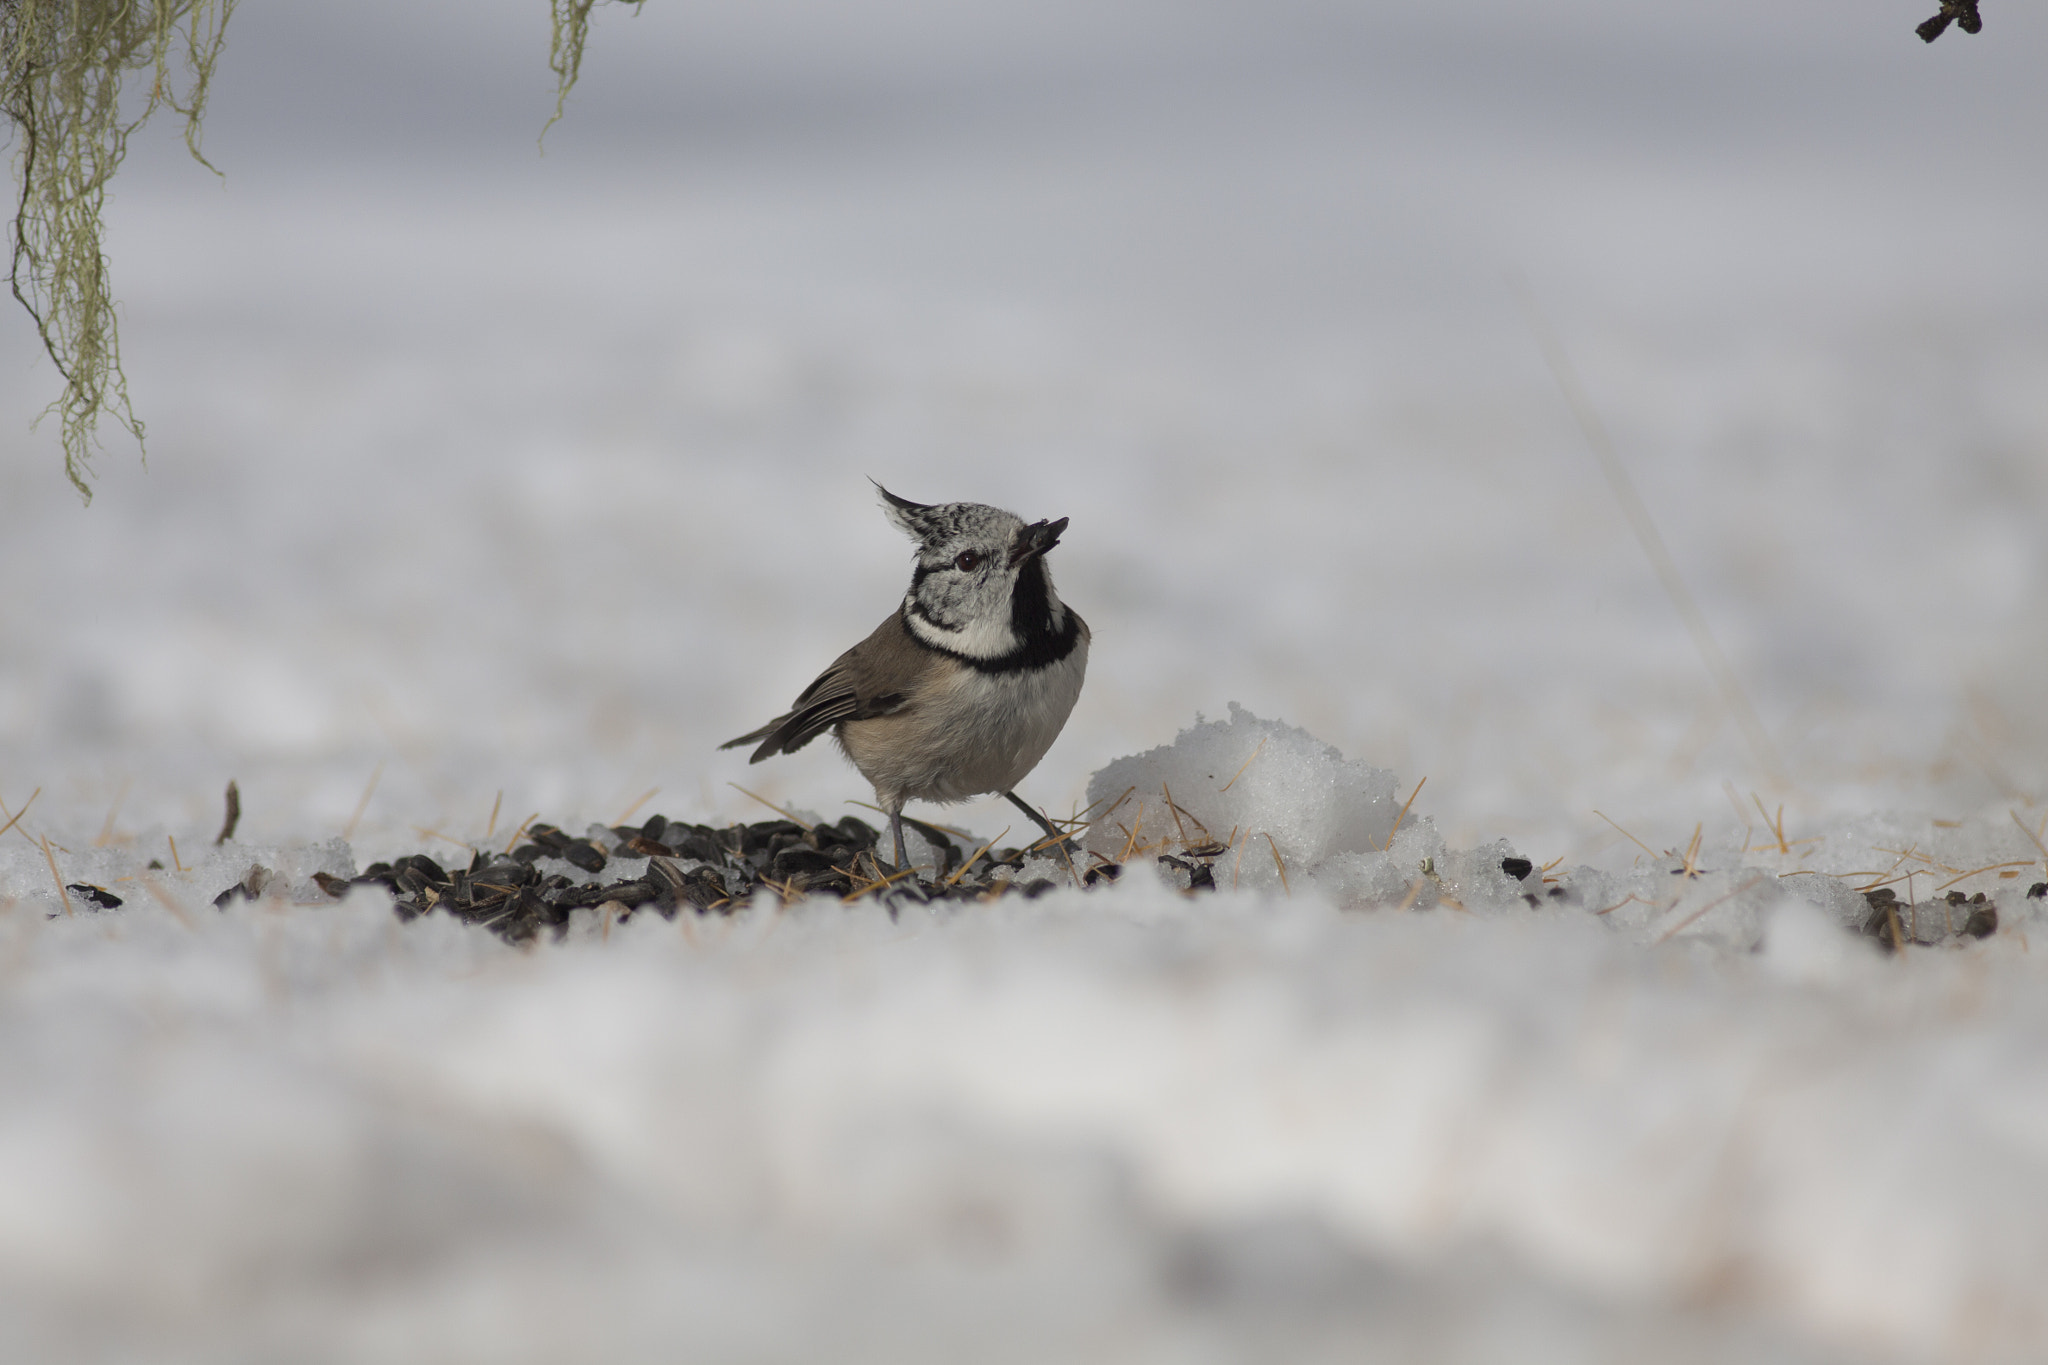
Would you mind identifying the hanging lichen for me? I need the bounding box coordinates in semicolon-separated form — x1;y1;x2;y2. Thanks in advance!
544;0;645;142
1;0;234;501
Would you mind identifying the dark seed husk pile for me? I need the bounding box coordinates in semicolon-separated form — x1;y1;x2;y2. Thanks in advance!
1858;885;2008;952
317;812;1121;946
198;807;2048;952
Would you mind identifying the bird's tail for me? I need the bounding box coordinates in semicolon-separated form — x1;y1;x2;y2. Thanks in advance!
719;716;793;763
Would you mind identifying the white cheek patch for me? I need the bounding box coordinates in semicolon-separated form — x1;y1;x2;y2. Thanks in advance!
905;607;1020;660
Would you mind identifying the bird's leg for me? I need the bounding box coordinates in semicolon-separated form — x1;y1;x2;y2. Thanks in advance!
889;806;910;875
1004;790;1066;848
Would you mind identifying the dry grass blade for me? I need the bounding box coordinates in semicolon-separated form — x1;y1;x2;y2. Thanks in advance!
485;790;503;841
841;863;918;903
0;787;41;844
1162;784;1189;844
1653;876;1766;943
1263;832;1290;894
1521;284;1783;780
1852;845;1925;896
616;786;660;824
1384;776;1427;851
945;828;1010;889
1159;782;1215;846
1751;794;1788;855
2011;809;2048;864
39;837;71;915
1068;790;1126;825
728;783;813;831
95;778;132;847
1594;810;1660;861
136;876;196;931
1219;738;1268;793
1023;829;1067;856
344;761;384;841
501;813;539;855
1873;844;1964;877
1681;823;1704;877
1052;832;1084;887
1934;860;2038;894
756;874;802;905
1081;786;1136;836
1723;780;1752;848
167;834;185;873
1116;802;1146;864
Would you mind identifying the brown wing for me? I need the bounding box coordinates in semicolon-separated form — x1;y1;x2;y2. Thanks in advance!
719;611;918;762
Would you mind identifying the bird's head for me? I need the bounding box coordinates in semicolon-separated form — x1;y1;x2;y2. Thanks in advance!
875;482;1070;661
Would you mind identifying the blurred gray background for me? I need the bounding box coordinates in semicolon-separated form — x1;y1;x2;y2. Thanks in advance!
0;0;2043;859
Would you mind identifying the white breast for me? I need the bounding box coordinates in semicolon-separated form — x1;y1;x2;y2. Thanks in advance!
840;636;1089;810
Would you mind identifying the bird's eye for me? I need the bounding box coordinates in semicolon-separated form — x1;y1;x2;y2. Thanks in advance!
954;550;981;572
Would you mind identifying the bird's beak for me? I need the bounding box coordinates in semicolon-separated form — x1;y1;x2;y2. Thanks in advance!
1010;516;1067;567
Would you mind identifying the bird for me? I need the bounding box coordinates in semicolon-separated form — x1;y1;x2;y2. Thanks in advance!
721;483;1089;875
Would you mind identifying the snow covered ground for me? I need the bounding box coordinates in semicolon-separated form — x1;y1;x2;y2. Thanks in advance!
1;0;2045;1359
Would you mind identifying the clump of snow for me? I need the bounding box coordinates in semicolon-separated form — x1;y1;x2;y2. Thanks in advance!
1083;704;1537;912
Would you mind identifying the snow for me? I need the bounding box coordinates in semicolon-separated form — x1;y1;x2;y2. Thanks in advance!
2;0;2047;1358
